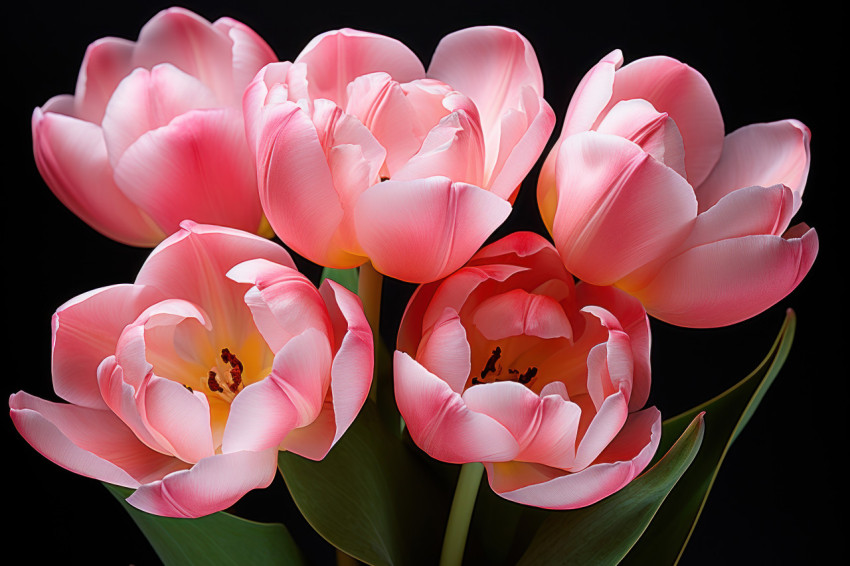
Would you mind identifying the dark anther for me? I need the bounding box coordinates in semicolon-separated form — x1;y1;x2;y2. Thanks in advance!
208;370;223;393
380;176;390;182
183;384;194;393
221;348;244;392
518;367;538;384
480;346;502;380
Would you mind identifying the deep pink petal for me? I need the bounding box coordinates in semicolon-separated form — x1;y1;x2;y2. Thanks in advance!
295;28;425;106
696;120;811;213
51;284;163;410
10;392;186;487
112;108;262;237
634;227;818;328
73;37;136;124
126;448;278;518
471;288;573;341
552;132;697;285
32;108;165;245
395;352;518;463
354;178;512;282
607;55;724;187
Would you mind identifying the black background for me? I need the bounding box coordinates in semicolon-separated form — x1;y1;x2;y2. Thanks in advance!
5;1;841;564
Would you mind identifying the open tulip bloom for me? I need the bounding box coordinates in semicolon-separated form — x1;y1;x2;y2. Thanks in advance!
14;7;820;565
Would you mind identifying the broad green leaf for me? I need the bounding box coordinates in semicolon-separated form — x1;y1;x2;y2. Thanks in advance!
320;266;359;294
105;483;305;566
278;400;451;566
516;413;705;565
621;310;796;565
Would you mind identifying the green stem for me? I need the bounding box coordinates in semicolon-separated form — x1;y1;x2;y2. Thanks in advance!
440;462;485;566
358;262;383;403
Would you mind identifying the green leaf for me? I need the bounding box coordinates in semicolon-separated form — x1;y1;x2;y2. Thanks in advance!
320;266;359;294
516;413;705;565
105;483;305;566
278;401;451;566
621;309;796;565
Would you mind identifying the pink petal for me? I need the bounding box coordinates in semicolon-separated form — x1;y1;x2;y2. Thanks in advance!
242;61;294;159
295;28;425;106
696;120;811;213
572;389;629;470
487;406;660;509
394;352;518;463
222;375;298;453
416;308;472;394
126;448;278;518
596;99;687;178
137;222;293;334
112;108;262;237
102;64;220;168
255;101;365;267
462;381;581;469
634;226;818;328
142;376;215;463
228;258;332;354
606;55;724;187
10;391;186;487
32;108;166;245
427;27;544;148
212;17;278;102
471;288;573;341
73;37;136;124
552;132;697;285
576;284;651;411
52;284;163;410
354;177;512;282
132;7;236;104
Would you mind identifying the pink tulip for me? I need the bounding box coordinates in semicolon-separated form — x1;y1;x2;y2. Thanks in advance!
32;7;277;246
537;50;817;327
395;231;660;509
244;27;555;282
9;221;373;518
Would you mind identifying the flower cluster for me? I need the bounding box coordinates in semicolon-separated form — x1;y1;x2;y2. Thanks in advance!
13;8;816;557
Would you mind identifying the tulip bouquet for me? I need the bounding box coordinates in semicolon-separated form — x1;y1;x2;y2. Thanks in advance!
9;4;825;565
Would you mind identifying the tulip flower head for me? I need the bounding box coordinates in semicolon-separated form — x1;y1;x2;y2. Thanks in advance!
9;221;373;518
244;27;555;282
537;50;817;327
395;232;660;509
32;7;278;246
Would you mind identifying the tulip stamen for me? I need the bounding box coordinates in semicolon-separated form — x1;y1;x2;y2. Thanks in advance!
472;346;502;385
221;348;244;393
208;370;224;393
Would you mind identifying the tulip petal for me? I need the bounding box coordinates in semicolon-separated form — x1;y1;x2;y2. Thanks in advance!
74;37;136;124
51;284;163;410
696;120;811;213
282;280;373;459
472;288;573;341
112;108;262;236
126;448;278;518
212;17;278;102
635;227;818;328
395;352;518;463
416;308;472;394
221;376;299;453
142;376;216;463
354;177;512;282
295;28;425;106
32;109;166;245
487;406;660;509
132;7;236;105
606;55;723;187
10;392;186;487
552;132;697;285
573;389;629;470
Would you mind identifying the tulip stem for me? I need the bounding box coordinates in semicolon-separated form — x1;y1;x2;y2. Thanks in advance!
358;262;383;403
440;462;485;566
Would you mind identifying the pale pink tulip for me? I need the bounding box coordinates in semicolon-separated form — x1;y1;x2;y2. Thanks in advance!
538;50;817;327
32;7;277;246
395;232;660;509
9;221;373;518
244;27;555;282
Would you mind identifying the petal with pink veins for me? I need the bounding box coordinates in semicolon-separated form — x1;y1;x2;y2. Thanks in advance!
395;352;517;463
696;120;811;213
354;177;512;282
126;448;278;518
416;308;472;394
471;288;573;341
572;389;629;470
212;17;277;102
552;132;697;285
